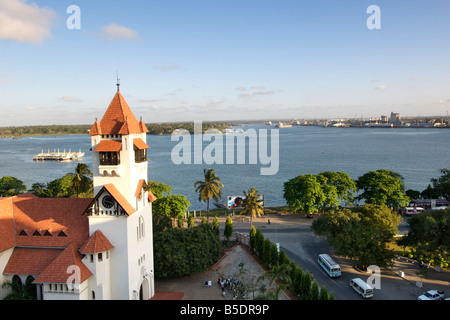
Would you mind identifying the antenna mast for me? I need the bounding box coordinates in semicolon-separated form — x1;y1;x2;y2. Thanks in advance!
116;71;120;92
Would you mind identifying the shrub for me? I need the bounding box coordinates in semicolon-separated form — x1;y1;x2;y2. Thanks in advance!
154;224;222;278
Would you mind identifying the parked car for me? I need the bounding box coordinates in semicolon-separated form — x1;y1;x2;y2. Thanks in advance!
418;290;445;300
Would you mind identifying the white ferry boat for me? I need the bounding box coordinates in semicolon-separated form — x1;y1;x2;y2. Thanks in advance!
33;149;85;161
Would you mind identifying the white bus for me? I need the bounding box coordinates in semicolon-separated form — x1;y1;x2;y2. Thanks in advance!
318;254;341;278
350;278;374;299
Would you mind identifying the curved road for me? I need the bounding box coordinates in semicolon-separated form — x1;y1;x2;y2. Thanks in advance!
229;217;449;300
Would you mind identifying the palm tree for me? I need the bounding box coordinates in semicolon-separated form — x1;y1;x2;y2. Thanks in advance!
194;168;224;223
69;163;93;198
242;187;265;229
2;277;35;300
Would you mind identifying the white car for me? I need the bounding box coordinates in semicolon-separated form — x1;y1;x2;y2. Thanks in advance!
418;290;445;300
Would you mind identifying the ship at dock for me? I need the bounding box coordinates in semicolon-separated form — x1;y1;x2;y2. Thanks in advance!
33;149;85;161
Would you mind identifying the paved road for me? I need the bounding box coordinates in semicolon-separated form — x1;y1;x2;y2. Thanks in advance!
225;214;450;300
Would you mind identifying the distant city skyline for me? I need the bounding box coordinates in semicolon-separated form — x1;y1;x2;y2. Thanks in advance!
1;0;450;126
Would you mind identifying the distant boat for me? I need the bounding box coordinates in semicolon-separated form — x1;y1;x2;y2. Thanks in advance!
223;127;245;134
276;122;292;128
33;149;85;161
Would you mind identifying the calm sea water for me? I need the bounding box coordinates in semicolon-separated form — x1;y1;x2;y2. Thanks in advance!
1;125;449;210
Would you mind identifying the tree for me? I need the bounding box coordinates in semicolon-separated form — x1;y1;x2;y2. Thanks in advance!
0;176;27;197
242;187;265;229
356;169;409;207
212;216;219;235
310;280;320;300
153;194;190;227
147;181;172;198
2;277;35;300
283;174;327;214
153;224;222;278
430;168;450;200
399;208;450;268
319;285;329;300
312;204;401;269
194;168;224;223
319;171;357;206
249;225;256;252
224;216;233;243
46;174;75;198
68;163;92;198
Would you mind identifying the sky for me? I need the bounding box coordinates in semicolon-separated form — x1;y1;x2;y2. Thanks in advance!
1;0;450;126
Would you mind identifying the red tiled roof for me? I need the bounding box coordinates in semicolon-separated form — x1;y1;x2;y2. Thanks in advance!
133;138;149;150
89;91;143;136
104;184;136;216
88;119;102;136
12;196;92;248
135;179;146;198
94;140;122;152
80;230;114;254
0;198;15;252
3;247;63;276
148;191;157;203
34;242;93;284
139;118;149;133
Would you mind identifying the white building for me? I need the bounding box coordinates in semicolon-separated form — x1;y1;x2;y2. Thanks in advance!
0;84;157;300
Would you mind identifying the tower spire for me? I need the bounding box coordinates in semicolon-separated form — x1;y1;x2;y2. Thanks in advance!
116;71;120;92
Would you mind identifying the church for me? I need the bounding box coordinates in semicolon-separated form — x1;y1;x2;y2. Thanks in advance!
0;83;156;300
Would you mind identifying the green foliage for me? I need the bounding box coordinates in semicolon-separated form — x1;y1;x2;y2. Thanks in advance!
283;171;355;213
153;194;190;220
224;216;233;241
0;176;27;197
299;270;312;300
310;280;320;300
312;204;401;269
319;285;329;300
270;243;279;267
430;168;450;200
242;187;265;227
177;217;184;229
249;225;256;251
147;181;172;198
212;216;219;234
356;169;409;207
153;224;222;278
255;229;264;256
262;238;272;265
194;168;224;222
283;174;327;213
68;163;93;197
0;122;232;137
399;207;450;268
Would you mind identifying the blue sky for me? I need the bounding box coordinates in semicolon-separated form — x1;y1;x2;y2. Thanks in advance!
1;0;450;126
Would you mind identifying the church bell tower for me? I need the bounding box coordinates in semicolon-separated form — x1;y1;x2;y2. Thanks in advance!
86;81;156;300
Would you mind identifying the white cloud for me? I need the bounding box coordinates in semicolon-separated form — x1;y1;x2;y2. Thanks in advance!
99;23;139;40
0;0;56;44
154;62;181;72
60;96;83;103
375;84;387;91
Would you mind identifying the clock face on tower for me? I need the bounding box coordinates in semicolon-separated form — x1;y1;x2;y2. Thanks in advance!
102;195;115;208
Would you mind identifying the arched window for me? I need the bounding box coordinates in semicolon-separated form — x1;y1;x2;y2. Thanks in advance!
138;216;145;240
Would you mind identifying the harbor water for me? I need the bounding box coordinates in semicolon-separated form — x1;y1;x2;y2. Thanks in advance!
0;125;449;210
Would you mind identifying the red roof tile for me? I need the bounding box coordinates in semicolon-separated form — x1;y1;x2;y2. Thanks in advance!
94;139;122;152
0;198;15;252
104;184;136;216
34;242;93;284
133;138;149;150
12;196;92;248
90;91;143;136
80;230;114;254
3;247;63;276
